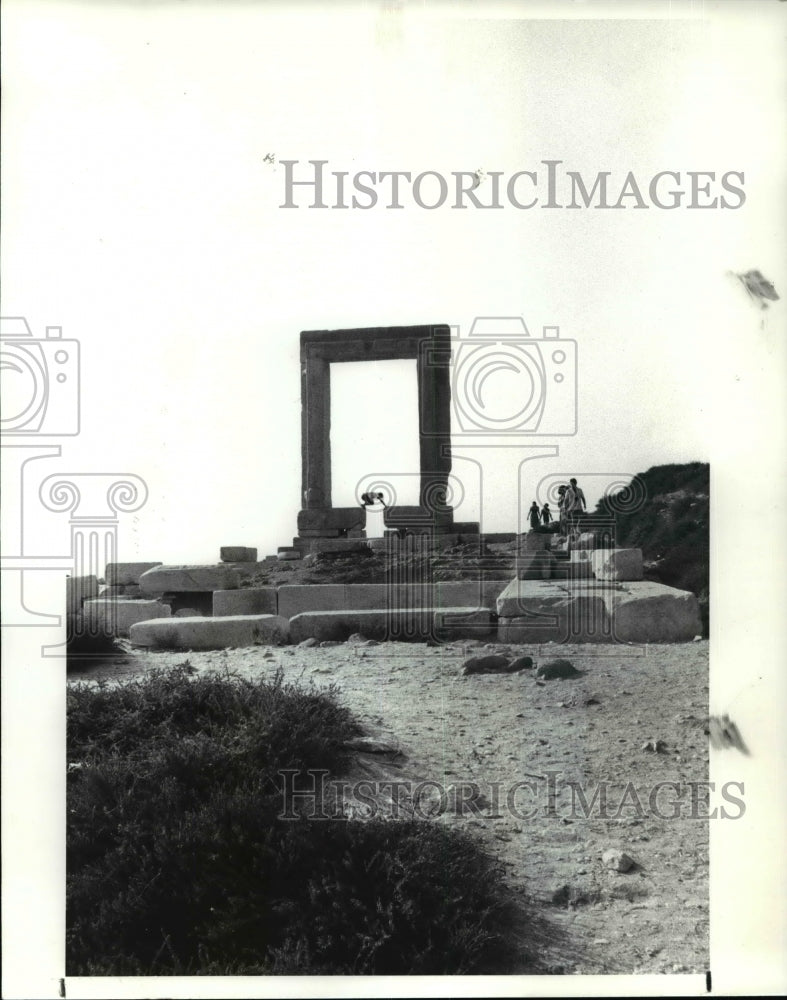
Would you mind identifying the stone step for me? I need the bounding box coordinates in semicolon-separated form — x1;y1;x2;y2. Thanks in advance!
129;614;289;651
590;548;644;581
138;565;241;595
213;588;277;617
550;561;593;579
495;578;701;643
288;607;493;644
277;581;511;619
498;598;612;644
67;576;99;613
517;532;553;552
573;531;615;550
375;532;472;550
83;598;171;637
292;537;371;555
516;551;555;580
298;507;366;535
105;562;163;586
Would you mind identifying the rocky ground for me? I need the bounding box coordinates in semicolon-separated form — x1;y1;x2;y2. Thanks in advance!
69;637;710;976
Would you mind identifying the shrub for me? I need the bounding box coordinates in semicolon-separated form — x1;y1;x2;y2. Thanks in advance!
594;462;709;634
68;666;518;975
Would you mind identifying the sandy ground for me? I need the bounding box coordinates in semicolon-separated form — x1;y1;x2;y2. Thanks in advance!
69;638;710;975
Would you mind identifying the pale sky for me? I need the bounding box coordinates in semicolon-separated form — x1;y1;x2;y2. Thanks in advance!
2;0;785;563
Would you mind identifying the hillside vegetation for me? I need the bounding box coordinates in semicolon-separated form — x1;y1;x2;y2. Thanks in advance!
594;462;709;632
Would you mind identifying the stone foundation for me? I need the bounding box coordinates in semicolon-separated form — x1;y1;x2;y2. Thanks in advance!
129;614;290;650
67;576;99;614
590;548;644;582
277;581;510;619
83;598;171;637
213;588;277;616
496;578;701;643
288;607;493;644
105;562;163;586
138;565;241;595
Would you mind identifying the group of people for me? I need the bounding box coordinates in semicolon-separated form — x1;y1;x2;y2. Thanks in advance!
528;478;587;534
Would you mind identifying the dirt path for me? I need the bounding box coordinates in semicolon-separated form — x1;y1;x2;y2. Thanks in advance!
69;639;710;975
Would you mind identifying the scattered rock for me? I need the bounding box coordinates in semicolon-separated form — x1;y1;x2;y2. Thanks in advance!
361;638;379;647
319;639;343;647
602;848;635;873
347;633;365;644
551;884;601;907
173;608;201;618
608;881;649;901
508;655;534;671
585;696;601;706
641;739;667;753
298;637;318;648
535;658;580;680
219;546;257;563
462;654;511;675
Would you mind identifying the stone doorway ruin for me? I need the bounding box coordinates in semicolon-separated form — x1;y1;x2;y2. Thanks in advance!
297;324;475;540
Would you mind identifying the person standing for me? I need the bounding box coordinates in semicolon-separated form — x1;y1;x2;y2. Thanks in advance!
562;481;578;535
569;478;587;514
541;503;552;526
557;485;568;534
528;501;541;530
563;478;586;535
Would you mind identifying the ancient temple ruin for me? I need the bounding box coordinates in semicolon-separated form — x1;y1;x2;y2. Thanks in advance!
67;322;703;651
297;323;477;542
